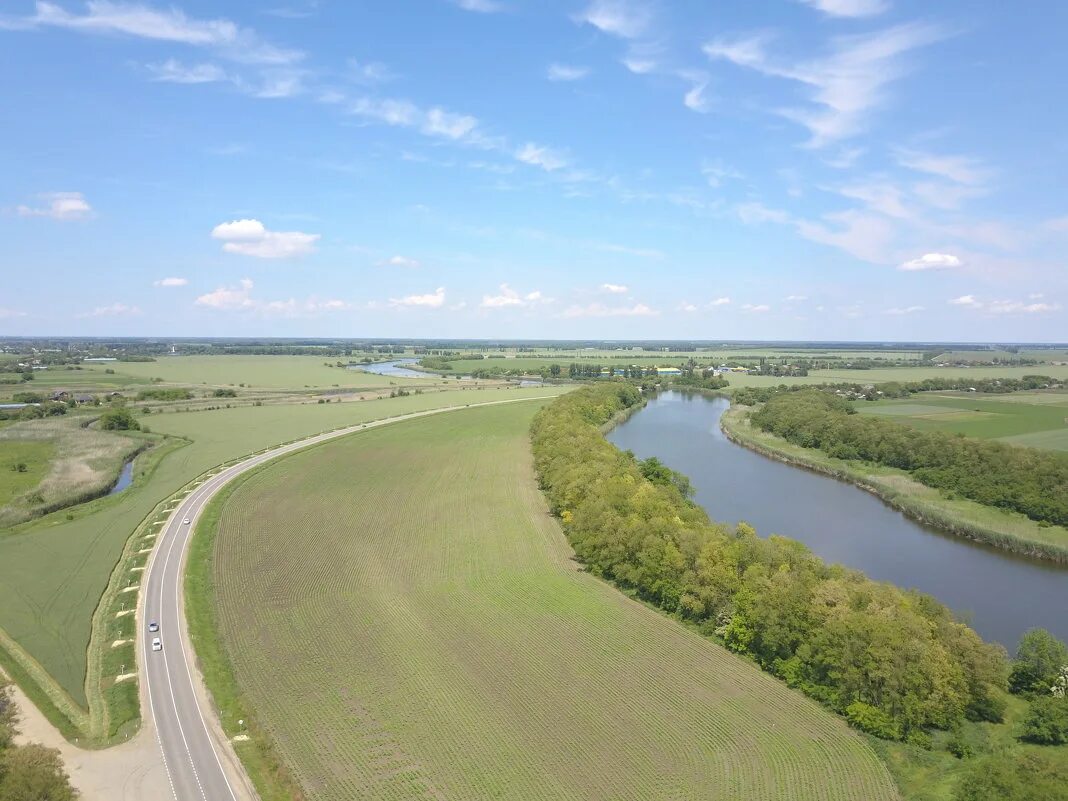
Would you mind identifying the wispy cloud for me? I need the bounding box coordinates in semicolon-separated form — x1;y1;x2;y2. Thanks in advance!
704;24;945;146
0;308;27;320
154;277;188;287
562;301;658;318
17;191;92;220
148;59;226;83
82;302;142;317
515;142;568;171
709;296;731;307
741;303;771;313
547;63;590;82
948;294;1059;314
1;1;302;65
576;0;652;39
798;0;889;18
379;255;420;268
883;305;924;315
601;283;628;294
211;218;319;259
450;0;505;12
895;149;989;185
390;287;446;308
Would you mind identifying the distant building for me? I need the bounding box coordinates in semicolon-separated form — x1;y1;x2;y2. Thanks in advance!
655;366;682;375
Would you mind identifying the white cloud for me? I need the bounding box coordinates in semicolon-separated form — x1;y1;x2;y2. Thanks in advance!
785;294;808;302
562;302;658;318
3;1;302;65
450;0;504;11
622;56;656;74
576;0;651;39
705;24;945;146
480;284;546;308
148;59;226;83
799;0;889;17
741;303;771;313
987;299;1060;315
948;294;979;306
0;308;28;319
390;287;446;308
154;277;188;287
601;283;629;294
700;160;742;188
709;296;731;307
515;142;568;172
794;209;897;263
348;59;392;85
899;252;961;271
884;305;924;315
548;63;590;82
895;150;988;186
350;97;420;127
83;302;142;317
210;218;319;259
379;255;420;268
678;302;697;312
196;278;257;310
195;278;348;315
423;107;478;140
17;191;92;220
683;80;712;113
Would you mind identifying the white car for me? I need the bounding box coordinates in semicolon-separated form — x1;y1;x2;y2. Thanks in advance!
151;637;162;652
183;518;191;525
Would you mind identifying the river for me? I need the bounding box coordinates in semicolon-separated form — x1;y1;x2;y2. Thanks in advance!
346;359;435;379
607;391;1068;650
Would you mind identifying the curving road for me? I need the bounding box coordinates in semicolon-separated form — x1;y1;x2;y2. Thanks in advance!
138;396;558;800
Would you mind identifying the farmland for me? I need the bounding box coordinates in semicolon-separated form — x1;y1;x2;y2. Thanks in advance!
112;355;433;389
202;400;897;801
0;385;566;715
857;390;1068;450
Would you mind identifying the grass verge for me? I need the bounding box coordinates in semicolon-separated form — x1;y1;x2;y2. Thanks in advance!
185;466;306;801
721;404;1068;562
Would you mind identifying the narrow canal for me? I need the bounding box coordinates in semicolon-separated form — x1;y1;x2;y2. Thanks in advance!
607;391;1068;649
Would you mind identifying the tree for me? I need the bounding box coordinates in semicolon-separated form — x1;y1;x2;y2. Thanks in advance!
98;407;139;431
0;744;77;801
954;752;1068;801
1010;629;1068;695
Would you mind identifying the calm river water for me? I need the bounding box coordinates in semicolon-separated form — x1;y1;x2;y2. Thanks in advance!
607;391;1068;649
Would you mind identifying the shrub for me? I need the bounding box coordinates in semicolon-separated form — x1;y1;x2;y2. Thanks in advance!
845;702;901;740
1021;696;1068;745
99;408;140;431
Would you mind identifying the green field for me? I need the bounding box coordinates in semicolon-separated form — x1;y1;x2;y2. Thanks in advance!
0;440;54;505
113;355;435;389
0;385;567;711
857;390;1068;449
204;401;897;801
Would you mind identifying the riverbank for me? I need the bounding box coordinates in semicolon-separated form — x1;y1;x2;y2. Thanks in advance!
720;404;1068;563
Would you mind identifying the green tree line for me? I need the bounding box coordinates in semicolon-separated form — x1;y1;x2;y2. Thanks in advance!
749;390;1068;527
530;384;1009;741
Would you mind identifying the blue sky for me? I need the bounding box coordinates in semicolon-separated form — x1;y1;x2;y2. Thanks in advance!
2;0;1066;340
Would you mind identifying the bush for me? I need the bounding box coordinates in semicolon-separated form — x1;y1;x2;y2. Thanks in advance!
99;407;140;431
1021;696;1068;745
845;702;901;740
954;751;1068;801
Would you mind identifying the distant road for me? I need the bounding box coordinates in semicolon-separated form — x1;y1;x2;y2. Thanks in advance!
139;395;560;800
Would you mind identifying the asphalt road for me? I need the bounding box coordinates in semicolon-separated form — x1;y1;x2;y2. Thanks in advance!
138;395;556;800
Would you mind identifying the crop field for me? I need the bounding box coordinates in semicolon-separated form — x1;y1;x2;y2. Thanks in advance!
113;355;434;389
0;385;567;706
813;364;1068;383
0;366;141;399
207;401;897;801
857;391;1068;448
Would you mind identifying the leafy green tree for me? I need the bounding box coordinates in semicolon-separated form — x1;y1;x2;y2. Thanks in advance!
0;744;77;801
954;751;1068;801
1010;629;1068;695
98;407;140;431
